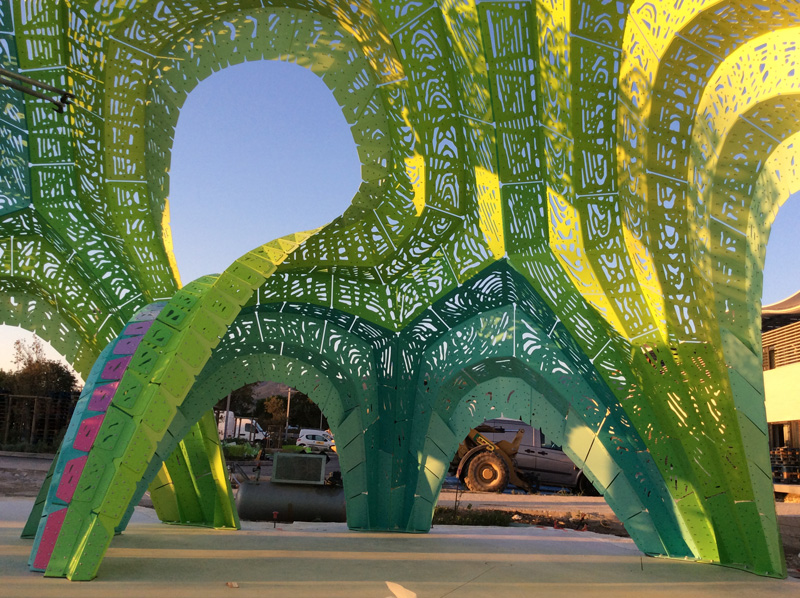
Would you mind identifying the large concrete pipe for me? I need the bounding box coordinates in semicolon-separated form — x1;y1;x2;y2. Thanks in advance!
236;480;346;522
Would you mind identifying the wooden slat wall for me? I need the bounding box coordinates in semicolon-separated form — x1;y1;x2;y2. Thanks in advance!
763;320;800;369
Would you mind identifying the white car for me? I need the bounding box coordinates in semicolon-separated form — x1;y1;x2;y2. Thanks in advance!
296;429;335;453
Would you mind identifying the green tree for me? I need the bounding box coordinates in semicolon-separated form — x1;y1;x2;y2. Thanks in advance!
214;382;257;416
256;390;323;429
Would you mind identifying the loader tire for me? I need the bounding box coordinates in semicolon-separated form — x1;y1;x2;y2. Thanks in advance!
465;451;509;493
577;474;601;496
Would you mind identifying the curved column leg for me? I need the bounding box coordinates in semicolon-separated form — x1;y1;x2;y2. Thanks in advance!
27;301;166;573
21;448;59;539
114;409;238;532
27;238;305;580
148;410;239;528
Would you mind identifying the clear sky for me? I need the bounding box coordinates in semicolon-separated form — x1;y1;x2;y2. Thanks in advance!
0;60;798;374
168;60;362;284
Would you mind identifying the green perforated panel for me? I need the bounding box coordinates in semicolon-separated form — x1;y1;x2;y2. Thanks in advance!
5;0;794;581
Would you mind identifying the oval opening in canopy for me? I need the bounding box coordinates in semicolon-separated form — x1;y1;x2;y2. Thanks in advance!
0;325;83;385
763;191;800;306
168;59;362;284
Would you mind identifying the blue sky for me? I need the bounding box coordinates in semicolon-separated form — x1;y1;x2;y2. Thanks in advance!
168;61;361;283
1;60;798;373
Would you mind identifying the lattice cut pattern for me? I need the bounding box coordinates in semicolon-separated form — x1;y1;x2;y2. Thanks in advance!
3;0;796;581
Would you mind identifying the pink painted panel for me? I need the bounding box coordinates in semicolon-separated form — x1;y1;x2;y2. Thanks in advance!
113;335;143;355
88;381;119;412
73;414;105;452
32;508;68;571
123;321;153;336
100;355;132;381
55;455;88;503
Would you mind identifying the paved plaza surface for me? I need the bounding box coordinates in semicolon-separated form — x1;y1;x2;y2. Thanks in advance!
1;497;798;598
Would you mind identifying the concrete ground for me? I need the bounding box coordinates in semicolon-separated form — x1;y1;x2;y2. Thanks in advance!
0;453;54;471
438;488;800;516
437;490;617;517
1;497;799;597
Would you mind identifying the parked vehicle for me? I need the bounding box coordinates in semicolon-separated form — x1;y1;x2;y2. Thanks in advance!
217;410;268;443
452;425;532;493
452;418;600;495
296;429;335;453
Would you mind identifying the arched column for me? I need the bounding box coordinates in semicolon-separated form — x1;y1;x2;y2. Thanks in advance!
26;231;310;579
152;305;380;529
404;304;693;558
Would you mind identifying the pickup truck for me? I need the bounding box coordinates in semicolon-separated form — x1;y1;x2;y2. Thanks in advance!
454;418;599;495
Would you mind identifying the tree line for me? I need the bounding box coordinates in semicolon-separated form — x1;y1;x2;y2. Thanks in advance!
215;383;326;432
0;337;81;397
